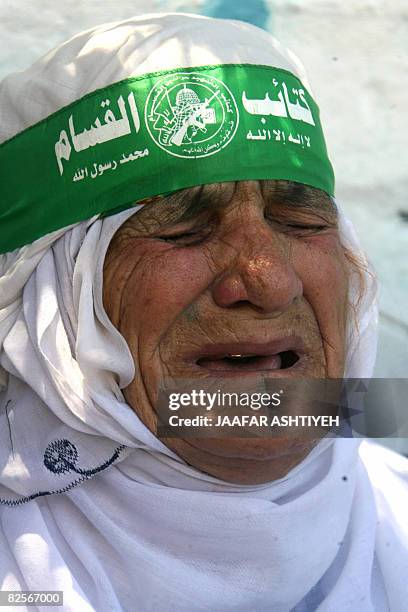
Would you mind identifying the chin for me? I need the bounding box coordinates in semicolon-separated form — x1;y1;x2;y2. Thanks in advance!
163;436;319;485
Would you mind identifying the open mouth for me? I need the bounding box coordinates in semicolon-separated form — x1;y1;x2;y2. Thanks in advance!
196;350;300;372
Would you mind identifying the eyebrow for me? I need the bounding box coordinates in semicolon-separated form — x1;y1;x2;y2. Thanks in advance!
262;180;335;212
133;180;337;231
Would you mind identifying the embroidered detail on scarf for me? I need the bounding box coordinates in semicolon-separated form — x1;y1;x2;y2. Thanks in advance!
0;442;126;507
43;438;126;477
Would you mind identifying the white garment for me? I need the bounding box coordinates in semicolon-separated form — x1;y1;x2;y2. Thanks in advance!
0;13;407;612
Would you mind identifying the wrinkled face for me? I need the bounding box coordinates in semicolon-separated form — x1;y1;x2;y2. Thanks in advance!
103;180;349;483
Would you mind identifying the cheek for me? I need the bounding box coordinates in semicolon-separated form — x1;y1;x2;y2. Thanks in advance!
119;241;214;346
292;235;349;331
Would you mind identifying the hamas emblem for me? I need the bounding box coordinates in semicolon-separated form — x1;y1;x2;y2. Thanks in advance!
145;71;239;158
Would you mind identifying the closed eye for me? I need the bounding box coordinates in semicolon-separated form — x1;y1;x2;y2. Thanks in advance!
156;226;211;245
265;217;334;234
285;223;329;231
159;231;199;241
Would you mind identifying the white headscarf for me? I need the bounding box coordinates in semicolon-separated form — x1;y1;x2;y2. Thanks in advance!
0;13;407;612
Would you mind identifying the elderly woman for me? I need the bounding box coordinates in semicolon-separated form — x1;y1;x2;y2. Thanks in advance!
0;13;407;612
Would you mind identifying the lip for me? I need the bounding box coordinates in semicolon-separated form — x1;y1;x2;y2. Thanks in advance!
186;335;310;378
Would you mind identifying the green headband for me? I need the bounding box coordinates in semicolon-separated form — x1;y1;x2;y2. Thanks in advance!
0;63;334;254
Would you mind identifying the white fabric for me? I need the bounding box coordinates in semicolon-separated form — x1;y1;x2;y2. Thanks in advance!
0;13;407;612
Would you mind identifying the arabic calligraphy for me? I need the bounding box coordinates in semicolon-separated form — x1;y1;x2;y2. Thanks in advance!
72;148;149;183
246;128;311;149
72;166;88;182
56;92;141;176
55;130;72;176
119;148;149;164
242;79;315;126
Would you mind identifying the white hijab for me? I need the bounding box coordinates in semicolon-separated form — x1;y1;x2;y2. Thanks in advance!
0;13;407;612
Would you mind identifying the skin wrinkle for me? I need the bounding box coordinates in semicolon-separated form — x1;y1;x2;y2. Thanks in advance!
154;257;212;348
180;302;199;323
103;179;350;484
211;200;295;315
215;218;299;316
117;251;143;329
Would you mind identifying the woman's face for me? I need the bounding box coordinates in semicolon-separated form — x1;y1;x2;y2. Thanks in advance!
103;180;349;483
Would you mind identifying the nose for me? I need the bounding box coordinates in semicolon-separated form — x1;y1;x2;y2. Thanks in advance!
211;218;303;316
